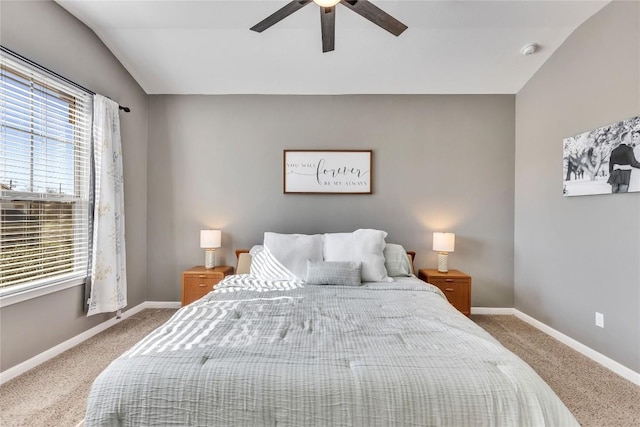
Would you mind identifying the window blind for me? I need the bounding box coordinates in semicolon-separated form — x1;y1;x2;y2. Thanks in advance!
0;52;92;293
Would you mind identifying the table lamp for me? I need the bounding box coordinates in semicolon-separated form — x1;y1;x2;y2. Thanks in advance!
433;232;455;273
200;229;221;269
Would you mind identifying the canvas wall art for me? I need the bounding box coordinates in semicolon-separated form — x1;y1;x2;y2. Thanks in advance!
563;116;640;196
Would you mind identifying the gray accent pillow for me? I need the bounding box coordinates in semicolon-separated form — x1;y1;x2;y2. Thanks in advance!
305;260;362;286
384;243;413;277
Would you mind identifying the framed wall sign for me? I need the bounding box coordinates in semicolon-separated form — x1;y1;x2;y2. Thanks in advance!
284;150;372;194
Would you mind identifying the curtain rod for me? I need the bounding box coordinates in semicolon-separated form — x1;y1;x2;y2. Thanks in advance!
1;45;131;113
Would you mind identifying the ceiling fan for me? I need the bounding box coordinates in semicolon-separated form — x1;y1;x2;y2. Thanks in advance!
250;0;408;53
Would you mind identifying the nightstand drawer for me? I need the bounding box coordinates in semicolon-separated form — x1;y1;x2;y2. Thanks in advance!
418;269;471;316
431;281;469;313
428;277;468;288
184;275;219;288
181;266;234;306
182;276;220;305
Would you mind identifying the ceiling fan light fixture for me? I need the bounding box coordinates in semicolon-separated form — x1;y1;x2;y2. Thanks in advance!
251;0;407;52
313;0;341;7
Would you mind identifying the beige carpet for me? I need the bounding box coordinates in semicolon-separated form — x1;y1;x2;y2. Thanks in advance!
472;315;640;427
1;311;638;426
0;309;176;427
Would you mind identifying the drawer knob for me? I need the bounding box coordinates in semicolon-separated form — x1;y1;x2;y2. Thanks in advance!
445;279;454;282
445;287;454;292
198;283;207;287
198;275;207;278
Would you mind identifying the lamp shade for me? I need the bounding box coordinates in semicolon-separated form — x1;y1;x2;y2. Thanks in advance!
433;232;455;253
313;0;341;6
200;230;221;249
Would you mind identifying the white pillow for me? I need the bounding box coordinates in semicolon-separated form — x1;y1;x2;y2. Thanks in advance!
263;232;323;281
321;232;352;261
323;229;391;282
249;245;297;280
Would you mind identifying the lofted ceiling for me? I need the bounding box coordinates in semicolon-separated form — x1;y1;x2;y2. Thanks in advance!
54;0;609;95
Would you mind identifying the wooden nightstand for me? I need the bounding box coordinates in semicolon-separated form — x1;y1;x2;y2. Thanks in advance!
181;265;234;306
418;269;471;316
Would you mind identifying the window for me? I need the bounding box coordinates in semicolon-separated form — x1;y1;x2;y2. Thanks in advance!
0;52;92;296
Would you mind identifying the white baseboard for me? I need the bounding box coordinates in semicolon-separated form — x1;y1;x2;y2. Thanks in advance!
145;301;181;309
512;310;640;387
472;308;639;386
0;301;180;385
471;307;515;315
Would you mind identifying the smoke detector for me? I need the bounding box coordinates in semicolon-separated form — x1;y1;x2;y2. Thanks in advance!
520;43;538;56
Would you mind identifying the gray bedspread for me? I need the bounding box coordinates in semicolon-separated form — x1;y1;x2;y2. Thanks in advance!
85;276;578;426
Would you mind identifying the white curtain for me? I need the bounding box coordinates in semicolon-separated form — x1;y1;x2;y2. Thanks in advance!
87;95;127;316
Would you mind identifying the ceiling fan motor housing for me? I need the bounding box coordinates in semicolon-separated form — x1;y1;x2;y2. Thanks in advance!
251;0;408;53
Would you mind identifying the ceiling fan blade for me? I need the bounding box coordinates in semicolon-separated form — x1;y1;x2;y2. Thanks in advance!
250;0;313;33
340;0;407;36
320;7;336;52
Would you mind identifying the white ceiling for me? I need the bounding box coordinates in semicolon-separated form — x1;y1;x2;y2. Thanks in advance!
55;0;609;95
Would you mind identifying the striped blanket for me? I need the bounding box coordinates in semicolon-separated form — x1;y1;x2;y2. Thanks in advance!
85;276;578;426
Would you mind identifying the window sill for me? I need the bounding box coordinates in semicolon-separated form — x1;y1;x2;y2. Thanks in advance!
0;276;85;308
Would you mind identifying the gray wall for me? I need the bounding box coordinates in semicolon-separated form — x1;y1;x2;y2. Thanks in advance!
3;0;637;380
0;1;148;372
147;95;516;307
515;1;640;372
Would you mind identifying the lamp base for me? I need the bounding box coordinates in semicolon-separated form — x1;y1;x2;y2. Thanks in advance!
437;252;449;273
204;249;216;269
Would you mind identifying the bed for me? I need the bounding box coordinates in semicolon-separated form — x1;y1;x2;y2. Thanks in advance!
85;230;578;426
